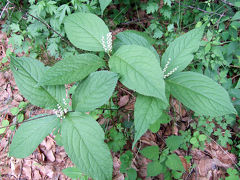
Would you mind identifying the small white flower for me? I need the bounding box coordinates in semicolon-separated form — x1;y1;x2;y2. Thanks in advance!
163;58;171;73
101;36;108;52
164;66;179;79
54;99;69;120
106;32;112;52
101;32;112;53
162;58;178;79
63;98;67;106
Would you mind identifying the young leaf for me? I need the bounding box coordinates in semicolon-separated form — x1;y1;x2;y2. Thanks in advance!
166;154;185;172
107;128;126;152
109;45;167;102
62;167;86;179
61;112;113;180
149;111;170;133
10;56;65;109
166;135;184;151
140;146;160;161
99;0;112;15
9;114;58;158
161;26;205;75
120;150;133;173
10;107;19;115
167;72;237;116
147;161;163;177
0;120;9;134
72;71;118;112
64;13;109;51
126;168;137;180
39;54;105;85
133;94;167;147
113;30;159;62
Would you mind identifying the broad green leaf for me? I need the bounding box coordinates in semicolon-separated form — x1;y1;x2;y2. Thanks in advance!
149;113;162;133
147;161;163;177
232;11;240;21
9;114;58;158
109;45;167;101
99;0;112;15
234;2;240;7
166;135;184;151
62;167;86;179
133;94;167;147
167;72;236;116
161;26;205;75
166;154;185;172
64;13;109;51
140;146;160;161
72;71;118;112
113;30;160;62
126;168;137;180
126;30;156;45
236;79;240;89
39;54;105;85
61;112;113;180
10;56;65;109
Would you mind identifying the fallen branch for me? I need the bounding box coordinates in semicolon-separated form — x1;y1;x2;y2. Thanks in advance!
0;0;10;20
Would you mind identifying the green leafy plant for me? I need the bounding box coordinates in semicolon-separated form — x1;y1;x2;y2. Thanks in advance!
107;127;126;152
8;12;237;179
0;119;9;135
8;101;29;131
62;167;89;180
226;168;240;180
140;146;185;179
119;150;137;180
190;131;207;149
192;115;236;148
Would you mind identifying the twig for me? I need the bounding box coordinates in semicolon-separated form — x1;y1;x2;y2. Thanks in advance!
23;11;69;44
216;10;227;28
0;0;10;20
119;87;135;98
206;135;240;171
9;2;73;47
220;0;235;7
109;99;114;120
0;114;55;130
96;107;119;111
119;17;154;25
0;107;128;130
232;74;240;80
6;2;86;54
230;65;240;68
175;1;226;17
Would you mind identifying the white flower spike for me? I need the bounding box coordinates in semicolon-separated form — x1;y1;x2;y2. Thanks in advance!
101;32;112;53
163;58;171;73
163;58;178;79
53;98;69;120
164;66;179;79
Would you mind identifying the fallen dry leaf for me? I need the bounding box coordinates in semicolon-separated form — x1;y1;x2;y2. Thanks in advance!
118;95;129;107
